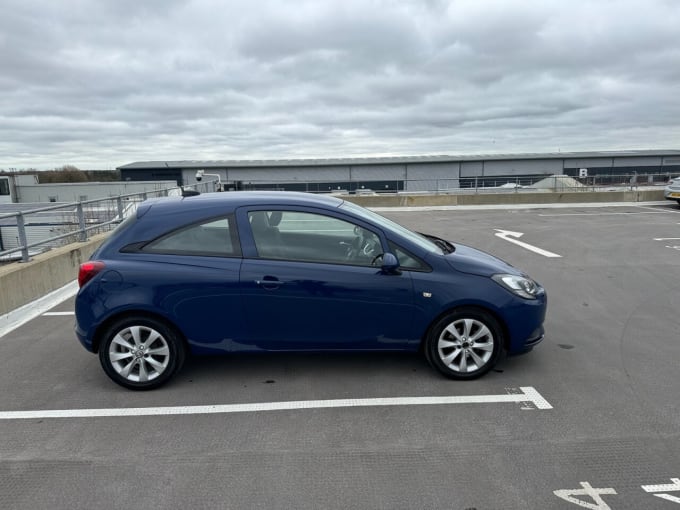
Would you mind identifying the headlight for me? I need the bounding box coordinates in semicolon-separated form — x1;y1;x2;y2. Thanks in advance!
492;274;540;299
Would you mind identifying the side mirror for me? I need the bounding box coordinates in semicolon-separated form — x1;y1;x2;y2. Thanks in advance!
381;253;400;274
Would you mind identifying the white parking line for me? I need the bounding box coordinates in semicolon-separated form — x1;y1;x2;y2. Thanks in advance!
538;211;667;217
0;386;552;420
42;312;75;316
637;205;680;214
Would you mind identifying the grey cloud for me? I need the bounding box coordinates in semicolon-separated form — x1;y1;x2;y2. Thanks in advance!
0;0;679;169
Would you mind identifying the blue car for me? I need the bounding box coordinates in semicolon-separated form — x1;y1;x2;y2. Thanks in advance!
75;191;546;390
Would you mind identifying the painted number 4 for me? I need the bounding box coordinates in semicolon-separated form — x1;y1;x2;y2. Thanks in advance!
553;482;617;509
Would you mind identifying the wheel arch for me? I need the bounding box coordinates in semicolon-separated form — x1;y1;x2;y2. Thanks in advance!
92;309;188;354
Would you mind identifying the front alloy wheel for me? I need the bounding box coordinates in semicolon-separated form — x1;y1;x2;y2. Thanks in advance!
426;308;503;379
99;317;185;390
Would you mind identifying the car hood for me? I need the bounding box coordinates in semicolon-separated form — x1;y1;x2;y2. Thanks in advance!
444;243;520;277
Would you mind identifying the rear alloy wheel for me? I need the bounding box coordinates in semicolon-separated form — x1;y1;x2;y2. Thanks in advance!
426;308;503;379
99;317;185;390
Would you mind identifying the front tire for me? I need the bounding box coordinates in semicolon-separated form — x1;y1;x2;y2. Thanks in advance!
425;308;503;380
98;316;185;390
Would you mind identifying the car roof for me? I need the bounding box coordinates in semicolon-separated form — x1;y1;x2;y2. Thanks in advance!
139;191;345;217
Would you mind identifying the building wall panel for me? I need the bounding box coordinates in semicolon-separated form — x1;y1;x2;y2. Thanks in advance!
563;158;614;168
482;159;562;176
612;157;663;167
18;181;176;203
349;164;406;180
227;166;351;182
405;163;459;191
460;161;484;177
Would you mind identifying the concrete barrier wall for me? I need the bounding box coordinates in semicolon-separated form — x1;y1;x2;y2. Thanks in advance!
0;233;108;316
343;189;665;207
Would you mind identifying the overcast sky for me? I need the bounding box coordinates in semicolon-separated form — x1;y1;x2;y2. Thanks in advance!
1;0;679;170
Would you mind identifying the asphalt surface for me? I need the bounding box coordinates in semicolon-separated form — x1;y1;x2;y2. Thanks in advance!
1;202;679;509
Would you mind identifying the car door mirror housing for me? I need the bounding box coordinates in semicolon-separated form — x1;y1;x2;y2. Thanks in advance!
381;252;400;273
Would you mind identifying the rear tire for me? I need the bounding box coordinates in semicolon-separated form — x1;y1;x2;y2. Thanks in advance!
98;316;185;390
425;308;503;380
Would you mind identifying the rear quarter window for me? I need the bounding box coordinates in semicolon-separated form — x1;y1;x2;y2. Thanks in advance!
143;217;240;257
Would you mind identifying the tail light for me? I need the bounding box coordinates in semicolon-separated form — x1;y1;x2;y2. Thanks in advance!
78;261;106;287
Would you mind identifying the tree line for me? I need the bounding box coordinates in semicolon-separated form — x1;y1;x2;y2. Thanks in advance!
0;165;121;183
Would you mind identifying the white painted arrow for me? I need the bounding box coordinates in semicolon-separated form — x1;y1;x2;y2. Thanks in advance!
494;229;562;258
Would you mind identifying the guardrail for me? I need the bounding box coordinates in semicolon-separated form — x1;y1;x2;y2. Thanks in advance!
0;180;217;263
237;172;675;194
458;172;672;191
1;172;673;264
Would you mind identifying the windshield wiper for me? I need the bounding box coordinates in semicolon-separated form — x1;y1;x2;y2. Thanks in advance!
419;233;455;254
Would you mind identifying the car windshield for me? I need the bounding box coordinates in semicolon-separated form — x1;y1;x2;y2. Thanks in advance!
340;201;442;254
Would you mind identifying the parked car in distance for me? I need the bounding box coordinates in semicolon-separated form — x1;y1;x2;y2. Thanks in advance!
665;176;680;205
75;191;547;390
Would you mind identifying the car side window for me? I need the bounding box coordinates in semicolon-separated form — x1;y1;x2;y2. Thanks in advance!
248;210;382;266
388;241;430;271
144;217;240;257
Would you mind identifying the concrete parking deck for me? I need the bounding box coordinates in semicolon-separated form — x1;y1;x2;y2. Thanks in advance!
0;201;678;509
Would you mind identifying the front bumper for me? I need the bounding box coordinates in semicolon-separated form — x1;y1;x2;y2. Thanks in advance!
665;187;680;200
511;326;545;355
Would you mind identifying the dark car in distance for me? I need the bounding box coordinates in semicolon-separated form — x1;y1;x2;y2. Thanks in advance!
75;191;547;390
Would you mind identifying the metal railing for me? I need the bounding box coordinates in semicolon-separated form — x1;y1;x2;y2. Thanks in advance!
0;180;217;263
237;172;675;194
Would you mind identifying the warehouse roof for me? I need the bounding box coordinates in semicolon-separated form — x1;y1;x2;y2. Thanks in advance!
118;149;680;170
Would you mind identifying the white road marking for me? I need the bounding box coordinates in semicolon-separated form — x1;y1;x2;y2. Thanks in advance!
494;229;562;258
42;311;75;316
0;386;551;420
0;280;78;339
653;237;680;241
553;482;617;509
636;205;680;214
641;478;680;504
539;211;667;217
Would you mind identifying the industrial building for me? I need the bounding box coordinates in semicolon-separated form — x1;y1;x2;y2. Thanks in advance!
118;150;680;192
0;175;176;204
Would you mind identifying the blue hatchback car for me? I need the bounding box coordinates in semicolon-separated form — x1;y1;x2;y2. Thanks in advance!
76;191;546;390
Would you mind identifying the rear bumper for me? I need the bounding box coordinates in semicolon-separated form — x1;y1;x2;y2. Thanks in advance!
75;325;95;352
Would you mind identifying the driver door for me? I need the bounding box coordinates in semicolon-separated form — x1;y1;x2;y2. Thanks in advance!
237;207;415;350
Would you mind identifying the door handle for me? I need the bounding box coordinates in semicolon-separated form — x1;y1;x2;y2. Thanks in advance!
255;277;286;290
